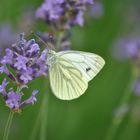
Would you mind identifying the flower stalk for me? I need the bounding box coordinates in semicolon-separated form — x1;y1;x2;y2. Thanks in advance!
105;76;133;140
3;111;14;140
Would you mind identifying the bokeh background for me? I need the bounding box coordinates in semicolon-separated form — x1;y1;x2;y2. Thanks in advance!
0;0;140;140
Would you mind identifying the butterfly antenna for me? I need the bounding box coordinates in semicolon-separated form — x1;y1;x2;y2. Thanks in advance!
31;31;51;49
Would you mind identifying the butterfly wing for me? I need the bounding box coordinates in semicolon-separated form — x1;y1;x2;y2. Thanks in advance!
55;51;105;82
49;50;105;100
49;57;88;100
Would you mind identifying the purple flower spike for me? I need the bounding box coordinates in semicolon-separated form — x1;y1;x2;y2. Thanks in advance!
40;49;48;61
0;23;17;58
0;65;10;75
89;2;104;19
6;91;23;109
1;48;14;65
87;0;94;4
14;55;28;70
133;79;140;96
0;34;48;85
0;79;8;97
0;33;46;112
112;36;140;62
36;0;94;30
74;11;84;26
27;43;40;56
19;33;26;48
24;90;38;105
0;66;5;73
20;68;33;84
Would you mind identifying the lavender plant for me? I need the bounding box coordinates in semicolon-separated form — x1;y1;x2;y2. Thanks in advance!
36;0;94;30
0;33;47;140
36;0;95;53
113;35;140;95
0;0;97;140
89;1;104;19
35;1;95;140
0;33;47;111
105;35;140;140
0;23;17;58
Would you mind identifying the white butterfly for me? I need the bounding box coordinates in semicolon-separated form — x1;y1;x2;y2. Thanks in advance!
47;50;105;100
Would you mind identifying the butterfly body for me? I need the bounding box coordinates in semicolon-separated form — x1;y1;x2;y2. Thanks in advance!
47;50;105;100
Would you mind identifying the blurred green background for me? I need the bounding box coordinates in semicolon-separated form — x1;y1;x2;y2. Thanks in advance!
0;0;139;140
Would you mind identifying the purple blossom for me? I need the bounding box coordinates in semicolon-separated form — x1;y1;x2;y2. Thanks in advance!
40;49;48;60
0;79;8;96
89;1;104;19
36;0;64;20
6;91;23;109
0;23;17;58
113;36;140;97
112;36;140;62
0;33;48;85
0;66;5;73
24;90;38;105
133;79;140;96
87;0;94;4
14;55;28;70
26;43;40;56
0;33;46;112
0;65;10;75
1;48;14;65
74;11;84;26
0;78;39;111
34;49;48;77
19;68;33;84
36;0;94;30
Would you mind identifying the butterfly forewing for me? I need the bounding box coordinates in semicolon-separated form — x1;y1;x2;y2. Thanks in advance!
56;51;105;82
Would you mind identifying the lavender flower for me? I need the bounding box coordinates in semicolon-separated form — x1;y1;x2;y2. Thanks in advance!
24;90;38;105
0;23;17;58
0;79;8;97
133;79;140;96
36;0;94;30
0;79;38;111
1;33;48;85
89;1;104;19
112;36;140;62
14;55;28;70
112;35;140;97
6;91;23;109
1;48;14;65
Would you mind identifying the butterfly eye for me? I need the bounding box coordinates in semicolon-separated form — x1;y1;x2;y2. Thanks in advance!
86;67;91;72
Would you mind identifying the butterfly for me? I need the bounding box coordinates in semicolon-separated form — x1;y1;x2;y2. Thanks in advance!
47;50;105;100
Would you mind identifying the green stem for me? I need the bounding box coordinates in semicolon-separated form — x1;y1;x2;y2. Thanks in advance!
105;77;133;140
56;32;64;51
40;94;48;140
39;77;50;140
39;32;64;140
3;111;14;140
30;32;63;140
30;92;49;140
30;110;41;140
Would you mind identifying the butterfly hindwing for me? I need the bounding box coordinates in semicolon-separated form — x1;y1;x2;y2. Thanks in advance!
49;57;88;100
